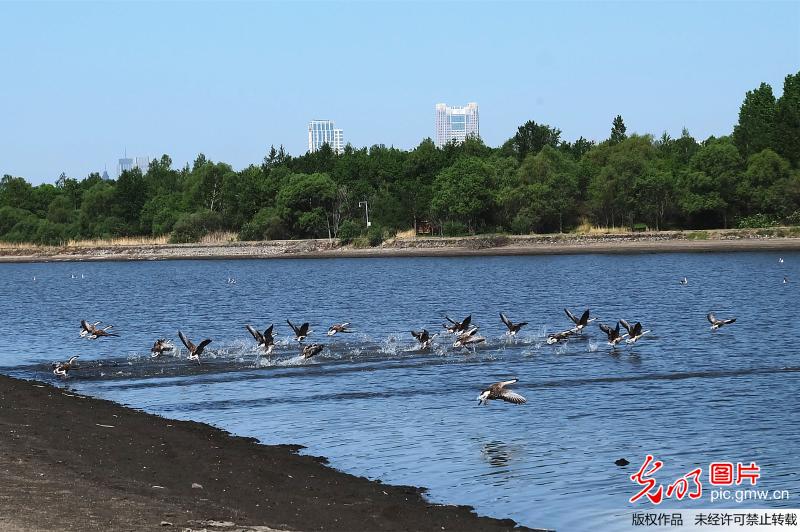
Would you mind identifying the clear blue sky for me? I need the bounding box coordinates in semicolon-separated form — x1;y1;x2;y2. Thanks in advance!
1;1;798;184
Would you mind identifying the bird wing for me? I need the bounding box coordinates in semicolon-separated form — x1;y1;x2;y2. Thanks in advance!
498;379;518;388
196;339;212;354
620;319;633;334
499;390;527;404
499;312;512;329
411;330;422;341
599;323;613;336
246;325;262;342
564;308;579;325
286;320;299;335
178;331;194;351
707;313;716;325
463;335;485;345
632;322;642;337
80;320;91;332
579;309;590;326
299;322;310;336
462;315;472;329
443;315;456;325
723;317;736;325
264;324;274;338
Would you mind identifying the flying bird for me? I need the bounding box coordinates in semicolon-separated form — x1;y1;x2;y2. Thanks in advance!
620;319;650;344
411;329;435;349
150;339;173;357
287;320;311;342
80;320;118;339
599;322;624;346
246;324;275;354
707;313;736;331
178;331;212;363
80;320;101;338
53;356;79;378
327;323;352;336
564;308;595;332
547;329;575;345
453;327;486;349
500;312;528;336
443;315;472;335
477;379;527;405
301;344;324;359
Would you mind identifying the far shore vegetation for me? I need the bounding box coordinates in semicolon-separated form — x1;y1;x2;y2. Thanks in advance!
1;71;799;248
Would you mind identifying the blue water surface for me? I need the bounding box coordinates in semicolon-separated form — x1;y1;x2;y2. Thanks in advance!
0;252;797;531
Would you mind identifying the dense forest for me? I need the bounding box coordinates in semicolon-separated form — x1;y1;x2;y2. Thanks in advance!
2;72;799;246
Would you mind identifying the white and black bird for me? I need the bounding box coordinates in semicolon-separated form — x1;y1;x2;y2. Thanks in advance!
81;320;118;339
287;320;311;342
565;308;595;332
599;322;624;347
443;315;472;335
620;319;650;344
500;312;528;336
246;324;275;354
679;277;689;285
178;331;212;363
477;379;527;405
80;320;101;338
411;329;435;349
327;323;352;336
301;343;324;359
453;327;486;349
707;313;736;331
52;356;79;378
150;339;173;357
547;329;575;345
779;257;784;264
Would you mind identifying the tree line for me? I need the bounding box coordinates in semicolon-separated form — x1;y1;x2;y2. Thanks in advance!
1;71;798;246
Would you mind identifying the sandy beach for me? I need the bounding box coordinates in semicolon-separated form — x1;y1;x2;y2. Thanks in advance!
1;229;799;263
0;374;534;531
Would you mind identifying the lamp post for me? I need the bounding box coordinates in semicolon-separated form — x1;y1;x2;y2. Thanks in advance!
359;201;371;227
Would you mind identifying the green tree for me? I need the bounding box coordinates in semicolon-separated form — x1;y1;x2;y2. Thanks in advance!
774;72;800;166
430;157;494;233
504;120;562;161
609;115;627;144
733;82;776;159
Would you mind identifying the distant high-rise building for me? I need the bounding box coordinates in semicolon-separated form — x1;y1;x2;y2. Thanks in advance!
117;154;150;176
134;156;151;172
118;157;134;175
101;170;110;181
435;102;479;147
308;119;344;154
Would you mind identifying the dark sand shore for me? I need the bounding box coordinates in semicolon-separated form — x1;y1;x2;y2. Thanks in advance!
1;229;799;263
0;374;534;532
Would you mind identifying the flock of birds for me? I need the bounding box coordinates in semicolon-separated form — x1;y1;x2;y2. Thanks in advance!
51;291;740;405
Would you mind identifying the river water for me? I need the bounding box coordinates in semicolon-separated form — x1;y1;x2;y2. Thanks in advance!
0;252;797;531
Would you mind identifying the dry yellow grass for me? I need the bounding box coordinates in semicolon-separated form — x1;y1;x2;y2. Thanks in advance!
65;235;171;248
200;231;238;244
394;228;417;240
572;222;632;235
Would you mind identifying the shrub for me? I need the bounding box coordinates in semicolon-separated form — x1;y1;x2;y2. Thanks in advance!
238;207;288;241
442;221;468;236
366;224;384;247
170;210;224;243
338;220;361;245
736;214;779;229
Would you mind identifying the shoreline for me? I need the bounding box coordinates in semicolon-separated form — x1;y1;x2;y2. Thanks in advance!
1;229;799;263
0;374;535;531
